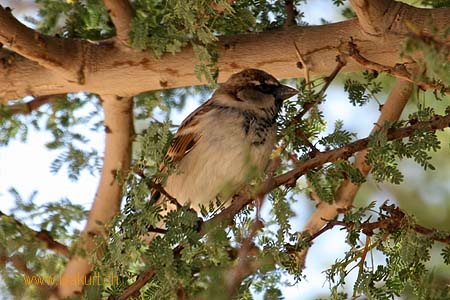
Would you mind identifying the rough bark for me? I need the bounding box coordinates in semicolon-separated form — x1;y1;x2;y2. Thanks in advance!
0;3;449;102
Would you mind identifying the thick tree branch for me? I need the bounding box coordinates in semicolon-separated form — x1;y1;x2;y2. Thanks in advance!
295;79;414;266
102;0;134;47
0;6;82;82
0;2;448;102
0;210;70;257
349;0;402;36
57;96;133;298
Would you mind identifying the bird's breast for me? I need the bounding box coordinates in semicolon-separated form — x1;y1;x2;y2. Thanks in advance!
164;107;277;210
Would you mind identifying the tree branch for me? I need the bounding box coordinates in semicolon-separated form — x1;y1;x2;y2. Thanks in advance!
0;6;82;82
347;41;450;94
294;78;414;267
0;210;70;257
57;95;134;298
102;0;134;47
314;203;450;245
5;94;65;115
284;0;297;28
0;2;448;102
349;0;402;36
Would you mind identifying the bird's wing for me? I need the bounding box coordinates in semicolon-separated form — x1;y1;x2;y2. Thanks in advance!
165;98;214;164
166;131;197;164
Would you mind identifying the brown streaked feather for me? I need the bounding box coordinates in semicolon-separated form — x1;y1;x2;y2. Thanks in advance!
153;131;199;202
163;99;216;166
166;132;198;163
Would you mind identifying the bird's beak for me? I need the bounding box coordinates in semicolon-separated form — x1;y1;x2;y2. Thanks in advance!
275;85;298;101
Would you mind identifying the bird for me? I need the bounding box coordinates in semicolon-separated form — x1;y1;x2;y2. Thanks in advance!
151;68;298;226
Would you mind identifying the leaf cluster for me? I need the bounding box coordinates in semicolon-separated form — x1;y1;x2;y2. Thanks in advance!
344;70;382;107
326;202;450;300
366;107;441;184
32;0;114;39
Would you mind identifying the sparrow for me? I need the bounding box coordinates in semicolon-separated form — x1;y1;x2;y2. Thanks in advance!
151;69;298;221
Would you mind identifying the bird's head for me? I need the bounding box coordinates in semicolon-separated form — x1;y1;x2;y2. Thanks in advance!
215;69;298;110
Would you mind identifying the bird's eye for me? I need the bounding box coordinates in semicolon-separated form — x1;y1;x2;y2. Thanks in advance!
257;84;276;94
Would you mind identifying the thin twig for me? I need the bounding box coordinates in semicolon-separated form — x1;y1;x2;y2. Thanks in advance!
225;219;264;298
295;127;320;156
294;41;311;90
353;235;371;298
6;94;65;115
132;168;182;209
0;210;70;257
290;55;346;126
